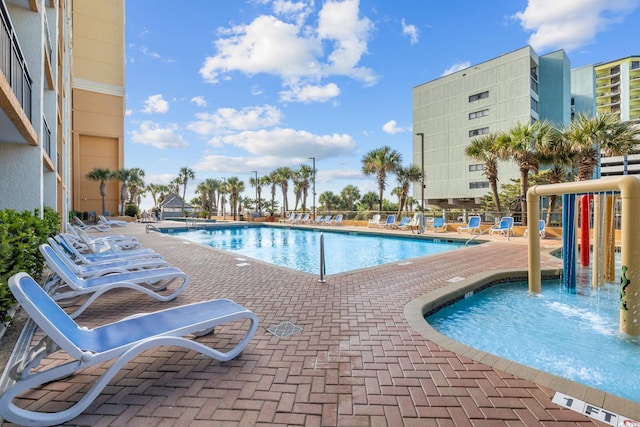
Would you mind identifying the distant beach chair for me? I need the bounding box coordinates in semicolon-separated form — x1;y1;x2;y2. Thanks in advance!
457;216;481;234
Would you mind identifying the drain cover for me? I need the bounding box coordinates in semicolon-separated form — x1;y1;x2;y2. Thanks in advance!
267;321;303;338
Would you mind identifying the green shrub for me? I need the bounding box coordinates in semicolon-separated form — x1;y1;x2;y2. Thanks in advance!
0;207;60;322
125;204;139;217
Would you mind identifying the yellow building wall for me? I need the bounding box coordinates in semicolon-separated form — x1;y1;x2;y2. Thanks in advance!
71;0;125;217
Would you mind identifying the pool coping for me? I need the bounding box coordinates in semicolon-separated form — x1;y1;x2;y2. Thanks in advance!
404;267;640;421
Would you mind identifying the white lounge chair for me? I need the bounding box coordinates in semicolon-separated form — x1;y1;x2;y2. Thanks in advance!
367;214;382;228
328;214;343;226
488;217;514;236
98;214;127;227
69;224;141;252
0;272;258;427
72;216;110;232
55;234;158;261
40;243;190;317
430;217;447;233
457;216;481;234
46;238;169;279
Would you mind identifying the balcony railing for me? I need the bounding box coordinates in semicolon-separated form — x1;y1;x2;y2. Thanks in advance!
0;1;32;122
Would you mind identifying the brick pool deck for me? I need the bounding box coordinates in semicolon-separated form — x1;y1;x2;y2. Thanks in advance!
2;221;637;426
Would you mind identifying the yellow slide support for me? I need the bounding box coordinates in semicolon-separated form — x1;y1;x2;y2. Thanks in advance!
527;176;640;336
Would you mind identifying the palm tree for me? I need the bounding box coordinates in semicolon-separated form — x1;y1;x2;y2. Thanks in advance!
249;175;263;214
177;167;195;215
297;164;313;211
395;164;421;216
537;126;572;226
567;113;640;180
264;173;277;216
195;182;210;215
465;132;502;214
112;168;133;216
360;191;379;211
361;146;403;213
273;166;294;215
146;183;164;209
496;120;554;225
86;167;113;215
126;167;145;206
340;185;360;211
226;176;244;219
319;191;339;211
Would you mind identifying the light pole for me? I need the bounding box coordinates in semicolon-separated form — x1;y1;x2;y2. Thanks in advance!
416;132;425;233
251;170;258;217
309;157;316;219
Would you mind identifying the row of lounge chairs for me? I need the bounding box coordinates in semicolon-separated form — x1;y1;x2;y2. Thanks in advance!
458;216;546;238
280;213;344;226
0;224;259;426
367;213;447;232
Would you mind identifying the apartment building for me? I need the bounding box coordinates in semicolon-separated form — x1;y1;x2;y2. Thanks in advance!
0;0;124;221
593;56;640;177
412;46;571;209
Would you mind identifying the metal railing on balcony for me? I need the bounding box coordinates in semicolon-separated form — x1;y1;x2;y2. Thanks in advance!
0;1;32;122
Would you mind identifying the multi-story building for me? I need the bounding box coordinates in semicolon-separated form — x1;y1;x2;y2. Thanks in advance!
0;0;124;222
593;56;640;176
412;46;571;209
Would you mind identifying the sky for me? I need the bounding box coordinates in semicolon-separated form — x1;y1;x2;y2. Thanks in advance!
124;0;640;210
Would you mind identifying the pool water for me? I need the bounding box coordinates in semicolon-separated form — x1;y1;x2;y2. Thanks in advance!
426;278;640;403
169;226;467;274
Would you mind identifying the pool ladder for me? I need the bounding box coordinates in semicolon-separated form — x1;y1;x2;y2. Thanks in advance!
318;233;326;283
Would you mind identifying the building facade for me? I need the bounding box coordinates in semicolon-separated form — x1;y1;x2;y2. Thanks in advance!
593;56;640;177
412;46;571;209
0;0;124;222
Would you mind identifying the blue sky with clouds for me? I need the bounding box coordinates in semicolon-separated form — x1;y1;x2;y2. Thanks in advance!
125;0;640;209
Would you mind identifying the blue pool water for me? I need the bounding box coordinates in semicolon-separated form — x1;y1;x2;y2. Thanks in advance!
168;226;467;274
427;278;640;403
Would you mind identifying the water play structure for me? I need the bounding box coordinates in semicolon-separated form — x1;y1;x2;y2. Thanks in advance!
527;175;640;336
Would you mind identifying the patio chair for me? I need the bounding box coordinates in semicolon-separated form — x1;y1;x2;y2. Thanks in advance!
0;272;258;427
72;216;110;232
98;214;127;227
400;212;423;232
430;217;447;233
299;213;311;223
287;213;302;223
55;234;158;261
68;224;141;251
488;217;514;236
524;219;546;239
279;212;295;223
380;214;396;228
46;238;169;279
328;214;343;226
396;216;411;229
457;216;481;234
39;243;190;317
366;214;380;227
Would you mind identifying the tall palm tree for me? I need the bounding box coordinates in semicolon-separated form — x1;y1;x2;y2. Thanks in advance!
112;168;133;216
195;181;210;215
226;176;244;219
297;164;313;211
265;174;278;216
292;179;304;211
361;146;402;213
273;166;294;215
86;167;113;215
249;175;264;214
126;167;145;206
395;164;421;216
537;126;572;226
146;183;164;209
177;167;195;215
340;184;360;211
465;132;502;214
496;120;554;225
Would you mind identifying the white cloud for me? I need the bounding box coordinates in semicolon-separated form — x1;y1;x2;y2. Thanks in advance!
191;96;207;107
280;83;340;103
137;45;175;63
382;120;409;135
199;0;377;103
513;0;639;52
212;127;356;159
401;19;418;44
130;120;189;149
142;94;169;114
441;61;471;76
187;105;283;135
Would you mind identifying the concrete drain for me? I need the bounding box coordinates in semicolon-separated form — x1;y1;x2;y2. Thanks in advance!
267;321;303;338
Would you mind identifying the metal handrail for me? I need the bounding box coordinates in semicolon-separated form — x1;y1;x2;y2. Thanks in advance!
318;232;326;283
465;226;491;246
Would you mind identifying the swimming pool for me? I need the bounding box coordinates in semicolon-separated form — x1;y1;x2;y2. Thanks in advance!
165;225;470;274
426;278;640;404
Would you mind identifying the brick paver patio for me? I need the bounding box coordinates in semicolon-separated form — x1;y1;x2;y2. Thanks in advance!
1;221;634;426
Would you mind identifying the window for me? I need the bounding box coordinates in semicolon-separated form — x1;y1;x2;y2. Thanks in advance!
530;79;538;94
469;91;489;102
469;127;489;137
469;164;484;172
469;181;489;189
632;61;639;70
469;109;489;120
530;97;538;113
